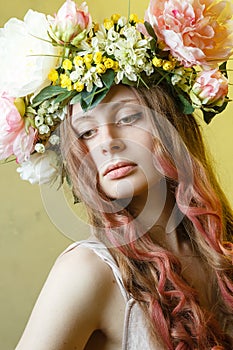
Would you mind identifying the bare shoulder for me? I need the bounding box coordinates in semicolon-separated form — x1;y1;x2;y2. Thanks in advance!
40;243;118;324
53;244;116;300
55;243;114;281
15;244;116;350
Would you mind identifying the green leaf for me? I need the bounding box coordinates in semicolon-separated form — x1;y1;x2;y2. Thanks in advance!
70;93;82;105
203;110;216;124
80;98;89;111
81;86;110;111
203;99;229;124
219;61;227;78
81;86;98;104
73;192;81;204
178;94;195;115
150;38;157;52
122;76;137;86
32;86;66;106
216;99;228;114
189;90;201;108
54;90;76;104
144;21;157;42
101;69;115;88
89;87;109;109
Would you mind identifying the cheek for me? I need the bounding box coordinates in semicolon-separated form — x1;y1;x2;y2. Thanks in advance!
89;151;104;175
84;142;101;167
76;144;100;184
132;127;154;151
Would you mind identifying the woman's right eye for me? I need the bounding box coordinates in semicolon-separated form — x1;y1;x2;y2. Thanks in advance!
78;128;97;140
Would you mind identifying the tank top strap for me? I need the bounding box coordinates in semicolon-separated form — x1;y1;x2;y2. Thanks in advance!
61;240;129;302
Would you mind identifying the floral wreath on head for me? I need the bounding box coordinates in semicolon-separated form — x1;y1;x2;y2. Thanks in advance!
0;0;233;186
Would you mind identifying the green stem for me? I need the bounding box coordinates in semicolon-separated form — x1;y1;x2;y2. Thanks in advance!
27;54;63;58
0;157;16;164
127;0;131;21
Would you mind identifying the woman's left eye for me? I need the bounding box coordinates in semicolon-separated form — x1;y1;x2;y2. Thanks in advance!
118;112;142;125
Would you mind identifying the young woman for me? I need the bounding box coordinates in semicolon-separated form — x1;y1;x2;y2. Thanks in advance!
1;0;233;349
15;83;233;349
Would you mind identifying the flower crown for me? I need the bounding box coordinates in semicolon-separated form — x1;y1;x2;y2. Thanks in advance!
1;0;233;185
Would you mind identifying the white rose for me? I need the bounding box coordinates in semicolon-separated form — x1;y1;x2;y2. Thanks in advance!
16;150;61;185
0;10;61;97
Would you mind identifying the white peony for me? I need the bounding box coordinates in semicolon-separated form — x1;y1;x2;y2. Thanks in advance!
17;150;62;185
0;10;61;97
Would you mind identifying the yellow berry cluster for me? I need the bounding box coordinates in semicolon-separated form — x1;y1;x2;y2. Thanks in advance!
103;13;143;30
129;14;143;24
152;54;177;71
48;69;59;83
103;13;121;30
48;53;119;92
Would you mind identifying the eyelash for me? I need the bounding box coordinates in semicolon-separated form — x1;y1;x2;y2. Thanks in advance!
78;128;97;140
118;112;142;125
78;112;143;140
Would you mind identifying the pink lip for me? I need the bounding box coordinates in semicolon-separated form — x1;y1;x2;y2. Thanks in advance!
103;162;137;180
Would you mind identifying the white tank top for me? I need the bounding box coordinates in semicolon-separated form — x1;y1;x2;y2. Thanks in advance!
61;240;163;349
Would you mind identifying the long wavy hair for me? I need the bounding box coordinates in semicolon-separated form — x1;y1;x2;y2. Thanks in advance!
60;84;233;349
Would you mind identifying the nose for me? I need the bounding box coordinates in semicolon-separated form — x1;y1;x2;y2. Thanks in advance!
100;124;125;155
101;138;125;155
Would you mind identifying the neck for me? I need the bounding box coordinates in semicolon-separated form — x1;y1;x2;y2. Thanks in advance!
129;178;176;231
127;180;194;255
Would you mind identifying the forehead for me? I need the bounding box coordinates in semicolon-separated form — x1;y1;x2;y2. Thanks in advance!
72;85;140;119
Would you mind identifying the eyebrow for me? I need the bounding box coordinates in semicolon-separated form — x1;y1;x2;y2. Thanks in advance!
73;98;140;121
74;114;94;120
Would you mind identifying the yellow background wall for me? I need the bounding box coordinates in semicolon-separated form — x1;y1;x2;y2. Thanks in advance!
0;1;232;349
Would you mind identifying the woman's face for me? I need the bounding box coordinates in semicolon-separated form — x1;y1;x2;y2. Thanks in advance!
72;85;162;199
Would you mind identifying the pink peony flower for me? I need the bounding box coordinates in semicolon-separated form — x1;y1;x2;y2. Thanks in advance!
0;92;36;163
47;0;92;44
145;0;233;67
191;69;228;107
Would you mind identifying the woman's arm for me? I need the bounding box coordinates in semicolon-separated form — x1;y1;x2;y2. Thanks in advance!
15;246;113;350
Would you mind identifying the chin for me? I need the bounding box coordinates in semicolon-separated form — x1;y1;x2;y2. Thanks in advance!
100;178;148;201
